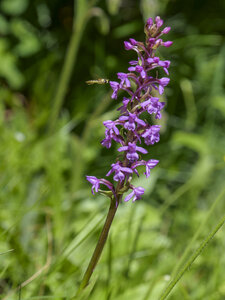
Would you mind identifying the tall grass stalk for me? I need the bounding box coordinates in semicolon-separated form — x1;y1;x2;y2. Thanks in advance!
159;211;225;299
171;186;225;277
48;0;89;133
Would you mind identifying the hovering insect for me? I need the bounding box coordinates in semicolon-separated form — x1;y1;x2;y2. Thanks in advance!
86;78;109;85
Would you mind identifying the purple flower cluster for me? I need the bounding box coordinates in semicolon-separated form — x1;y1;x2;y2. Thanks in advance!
87;16;172;203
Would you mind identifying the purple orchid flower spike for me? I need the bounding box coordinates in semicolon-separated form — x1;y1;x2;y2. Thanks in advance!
87;16;172;204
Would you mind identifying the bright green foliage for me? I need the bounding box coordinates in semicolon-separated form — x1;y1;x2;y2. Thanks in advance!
0;1;225;299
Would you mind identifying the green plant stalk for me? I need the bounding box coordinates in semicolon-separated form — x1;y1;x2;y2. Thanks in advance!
159;213;225;300
48;0;89;133
171;187;225;278
75;196;120;297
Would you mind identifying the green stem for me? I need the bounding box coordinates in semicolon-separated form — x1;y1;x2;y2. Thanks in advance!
171;187;225;278
48;0;89;133
75;196;120;297
159;213;225;300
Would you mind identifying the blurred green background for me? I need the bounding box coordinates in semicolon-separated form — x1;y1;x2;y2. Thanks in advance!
0;0;225;299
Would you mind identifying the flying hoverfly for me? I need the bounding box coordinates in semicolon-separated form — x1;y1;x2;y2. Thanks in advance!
86;78;109;85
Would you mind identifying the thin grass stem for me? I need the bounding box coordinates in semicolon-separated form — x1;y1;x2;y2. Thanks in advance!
159;212;225;300
171;186;225;277
48;0;89;133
